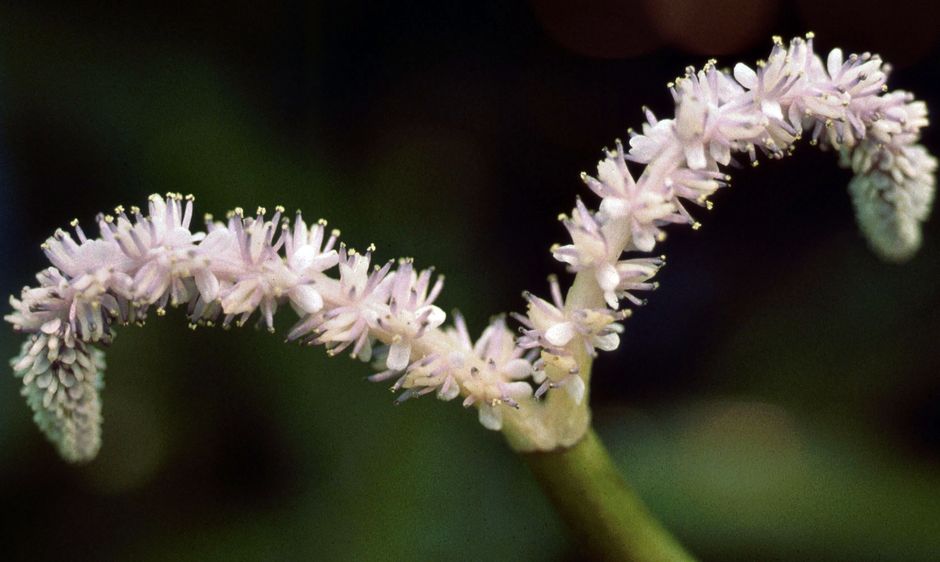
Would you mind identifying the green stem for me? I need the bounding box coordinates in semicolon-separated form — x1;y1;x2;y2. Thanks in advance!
522;428;695;562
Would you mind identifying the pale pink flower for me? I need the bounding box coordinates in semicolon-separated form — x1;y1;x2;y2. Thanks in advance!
373;261;445;370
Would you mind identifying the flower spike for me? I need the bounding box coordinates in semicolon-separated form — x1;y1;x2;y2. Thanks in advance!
6;36;935;460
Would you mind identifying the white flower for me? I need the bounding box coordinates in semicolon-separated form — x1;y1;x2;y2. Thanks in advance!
732;39;804;152
663;167;729;225
515;276;626;358
371;351;465;403
551;199;621;307
459;317;534;431
369;311;474;403
370;314;533;431
801;49;888;148
101;194;207;309
627;107;674;164
614;257;663;306
668;61;776;170
582;140;680;254
867;92;929;147
288;247;393;360
209;207;301;330
281;211;339;316
374;260;446;370
283;212;341;279
7;266;128;344
43;231;129;280
512;272;628;403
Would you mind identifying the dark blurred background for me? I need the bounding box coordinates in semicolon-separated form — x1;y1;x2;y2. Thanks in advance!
1;1;938;560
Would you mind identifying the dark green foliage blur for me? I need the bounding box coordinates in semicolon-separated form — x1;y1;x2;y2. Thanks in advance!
1;2;938;561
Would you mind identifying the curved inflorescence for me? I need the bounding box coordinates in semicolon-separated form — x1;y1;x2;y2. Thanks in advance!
6;35;936;461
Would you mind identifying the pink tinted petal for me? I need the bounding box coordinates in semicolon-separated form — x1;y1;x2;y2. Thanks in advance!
194;269;220;302
733;63;758;89
290;284;323;314
386;340;412;371
564;375;586;404
477;404;503;431
545;322;576;347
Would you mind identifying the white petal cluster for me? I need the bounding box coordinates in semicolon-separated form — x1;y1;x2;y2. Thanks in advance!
582;140;682;252
375;260;446;370
557;35;933;302
512;277;626;403
7;195;538;459
552;199;621;307
520;34;934;417
369;315;533;430
614;36;933;261
287;247;394;360
6;36;935;458
462;318;534;430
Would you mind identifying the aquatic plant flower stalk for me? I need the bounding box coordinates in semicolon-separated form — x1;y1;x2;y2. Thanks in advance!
6;35;935;462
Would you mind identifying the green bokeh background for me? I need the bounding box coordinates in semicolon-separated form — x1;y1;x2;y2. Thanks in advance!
1;2;938;560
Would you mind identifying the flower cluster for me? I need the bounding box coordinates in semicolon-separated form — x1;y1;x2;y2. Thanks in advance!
7;35;935;460
519;34;934;403
842;137;936;261
11;332;105;462
7;195;539;460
